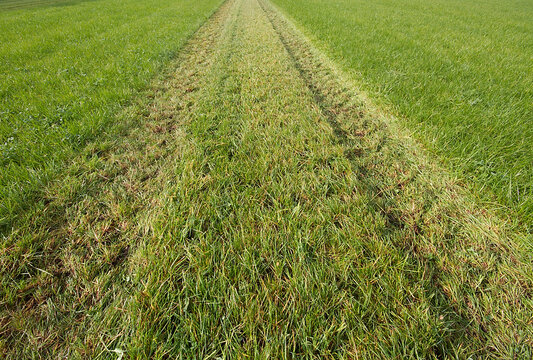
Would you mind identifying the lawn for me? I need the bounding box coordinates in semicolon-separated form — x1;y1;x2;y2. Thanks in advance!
271;0;533;226
0;0;222;231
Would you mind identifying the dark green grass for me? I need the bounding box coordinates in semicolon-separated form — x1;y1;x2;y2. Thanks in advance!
0;0;222;230
271;0;533;227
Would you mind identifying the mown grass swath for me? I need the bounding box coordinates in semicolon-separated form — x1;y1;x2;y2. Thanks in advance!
271;0;533;227
0;0;222;230
1;0;531;357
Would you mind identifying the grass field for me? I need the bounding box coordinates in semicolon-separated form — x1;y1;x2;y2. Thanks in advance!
0;0;222;230
272;0;533;226
1;0;532;358
1;0;531;358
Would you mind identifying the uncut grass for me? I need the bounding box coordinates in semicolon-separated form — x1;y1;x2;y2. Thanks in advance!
271;0;533;226
0;0;222;230
1;0;531;358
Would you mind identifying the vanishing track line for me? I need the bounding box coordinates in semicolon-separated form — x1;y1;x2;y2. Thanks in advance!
1;0;531;357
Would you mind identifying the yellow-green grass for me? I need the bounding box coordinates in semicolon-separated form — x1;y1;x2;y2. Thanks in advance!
0;0;222;231
1;0;531;357
271;0;533;228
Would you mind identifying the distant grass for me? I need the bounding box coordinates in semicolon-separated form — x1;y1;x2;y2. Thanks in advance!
1;0;531;357
0;0;222;230
271;0;533;226
0;0;87;11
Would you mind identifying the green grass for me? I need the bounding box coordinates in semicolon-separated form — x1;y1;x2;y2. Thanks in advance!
271;0;533;227
0;0;87;11
1;0;531;357
0;0;222;230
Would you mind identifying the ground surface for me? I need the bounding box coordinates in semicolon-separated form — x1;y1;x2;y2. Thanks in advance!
1;0;532;358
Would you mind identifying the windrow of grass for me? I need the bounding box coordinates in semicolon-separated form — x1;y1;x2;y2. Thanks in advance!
270;0;533;227
2;0;530;357
0;0;222;231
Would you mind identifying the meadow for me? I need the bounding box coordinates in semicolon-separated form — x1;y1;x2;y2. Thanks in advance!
0;0;222;230
1;0;531;358
272;0;533;227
